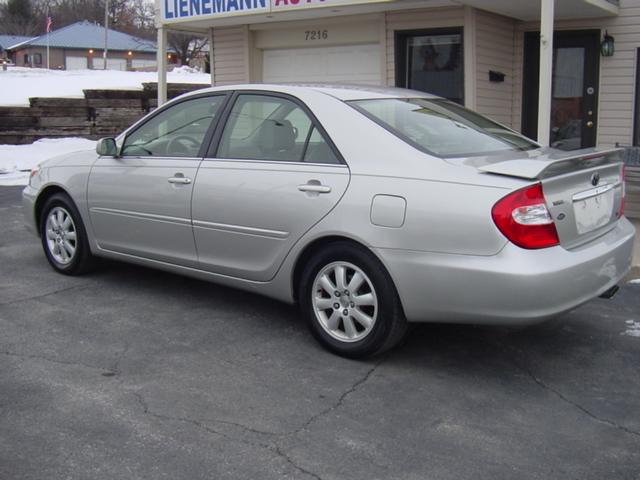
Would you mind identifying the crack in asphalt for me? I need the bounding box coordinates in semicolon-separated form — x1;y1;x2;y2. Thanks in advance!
0;350;106;372
273;444;323;480
1;338;134;377
131;390;319;479
199;417;281;438
516;360;640;439
0;284;91;306
495;340;640;440
289;357;386;437
128;358;386;480
109;341;131;376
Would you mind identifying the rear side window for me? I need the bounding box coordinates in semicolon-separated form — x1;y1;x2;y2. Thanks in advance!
304;127;339;164
217;94;339;164
350;98;537;158
122;95;224;157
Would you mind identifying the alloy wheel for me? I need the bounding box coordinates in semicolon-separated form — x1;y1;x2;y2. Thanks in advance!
45;206;77;265
311;261;378;343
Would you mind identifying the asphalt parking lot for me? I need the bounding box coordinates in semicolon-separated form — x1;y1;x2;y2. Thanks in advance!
1;185;639;480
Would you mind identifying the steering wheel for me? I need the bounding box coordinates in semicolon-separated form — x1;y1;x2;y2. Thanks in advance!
166;135;200;156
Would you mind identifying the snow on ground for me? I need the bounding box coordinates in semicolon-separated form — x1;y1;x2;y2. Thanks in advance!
0;138;95;186
622;319;640;337
0;66;210;106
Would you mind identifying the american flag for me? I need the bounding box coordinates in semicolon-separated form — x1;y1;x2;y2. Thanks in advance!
46;16;52;33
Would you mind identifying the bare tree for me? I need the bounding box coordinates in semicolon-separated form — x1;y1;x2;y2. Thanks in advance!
168;32;208;66
8;0;156;38
0;0;40;35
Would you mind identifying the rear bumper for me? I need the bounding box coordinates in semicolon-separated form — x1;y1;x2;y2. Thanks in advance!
376;217;635;325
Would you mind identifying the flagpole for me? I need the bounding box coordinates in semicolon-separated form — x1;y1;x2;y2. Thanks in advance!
103;0;109;69
46;9;50;69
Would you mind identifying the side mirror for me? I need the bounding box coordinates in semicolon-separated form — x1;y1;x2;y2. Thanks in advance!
96;137;118;157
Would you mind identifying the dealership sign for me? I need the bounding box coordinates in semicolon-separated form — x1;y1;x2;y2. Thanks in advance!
162;0;391;22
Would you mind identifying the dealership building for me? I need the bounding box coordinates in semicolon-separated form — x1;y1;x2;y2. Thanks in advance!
155;0;639;151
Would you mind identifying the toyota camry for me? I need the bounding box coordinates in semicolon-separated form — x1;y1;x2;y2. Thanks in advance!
23;84;635;357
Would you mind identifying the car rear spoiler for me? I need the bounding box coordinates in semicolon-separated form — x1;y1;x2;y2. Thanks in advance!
477;148;624;180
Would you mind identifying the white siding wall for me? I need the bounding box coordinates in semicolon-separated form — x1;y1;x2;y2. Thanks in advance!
212;26;249;85
512;0;640;147
385;7;464;87
474;10;517;128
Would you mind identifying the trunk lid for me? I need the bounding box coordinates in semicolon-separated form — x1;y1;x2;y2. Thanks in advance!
449;147;625;249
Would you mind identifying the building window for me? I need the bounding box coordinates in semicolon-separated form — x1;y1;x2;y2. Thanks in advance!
635;48;640;146
33;53;42;65
23;54;29;65
395;28;464;105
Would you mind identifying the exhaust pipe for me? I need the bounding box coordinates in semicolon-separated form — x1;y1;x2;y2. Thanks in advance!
599;285;620;299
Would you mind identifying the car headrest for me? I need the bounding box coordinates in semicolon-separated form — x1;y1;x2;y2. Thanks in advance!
257;119;296;153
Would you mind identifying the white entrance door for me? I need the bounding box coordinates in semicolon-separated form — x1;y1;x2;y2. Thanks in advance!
65;56;88;70
262;44;381;84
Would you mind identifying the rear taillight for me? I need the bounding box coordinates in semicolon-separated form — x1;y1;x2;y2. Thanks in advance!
618;164;626;218
492;183;560;249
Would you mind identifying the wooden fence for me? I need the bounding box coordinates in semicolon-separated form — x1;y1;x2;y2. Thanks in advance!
0;83;206;145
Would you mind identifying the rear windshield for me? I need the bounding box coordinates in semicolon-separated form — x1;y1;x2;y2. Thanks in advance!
349;98;538;158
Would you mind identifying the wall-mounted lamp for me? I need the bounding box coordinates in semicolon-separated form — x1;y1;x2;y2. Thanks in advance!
167;54;172;60
88;49;94;55
127;51;133;57
601;31;615;57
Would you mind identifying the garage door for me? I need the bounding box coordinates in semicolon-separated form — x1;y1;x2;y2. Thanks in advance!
93;58;128;71
65;56;88;70
262;44;381;84
132;59;157;69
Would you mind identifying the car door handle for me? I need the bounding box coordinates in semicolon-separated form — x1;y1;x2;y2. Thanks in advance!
168;175;192;185
297;184;331;194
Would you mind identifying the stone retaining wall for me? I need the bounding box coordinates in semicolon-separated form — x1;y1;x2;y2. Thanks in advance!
0;83;206;145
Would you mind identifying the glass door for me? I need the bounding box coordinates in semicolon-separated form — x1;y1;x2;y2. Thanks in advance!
522;30;600;150
396;28;464;105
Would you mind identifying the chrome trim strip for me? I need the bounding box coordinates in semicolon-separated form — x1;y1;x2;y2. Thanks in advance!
89;207;192;226
192;219;289;239
90;207;290;239
201;157;349;168
118;156;203;161
572;183;618;202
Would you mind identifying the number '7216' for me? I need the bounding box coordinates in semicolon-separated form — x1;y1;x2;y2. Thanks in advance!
305;30;328;40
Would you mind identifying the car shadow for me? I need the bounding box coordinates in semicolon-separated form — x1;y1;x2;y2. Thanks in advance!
92;257;612;377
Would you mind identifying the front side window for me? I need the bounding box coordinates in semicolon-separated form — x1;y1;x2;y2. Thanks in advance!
217;94;339;164
351;98;537;158
122;95;224;157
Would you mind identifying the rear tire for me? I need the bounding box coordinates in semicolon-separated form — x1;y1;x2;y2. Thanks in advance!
39;193;95;275
299;242;407;358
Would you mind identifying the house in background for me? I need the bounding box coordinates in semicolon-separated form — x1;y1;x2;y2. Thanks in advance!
8;21;158;71
0;35;33;63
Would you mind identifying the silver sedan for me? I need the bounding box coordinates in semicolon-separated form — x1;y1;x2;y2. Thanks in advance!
23;85;635;357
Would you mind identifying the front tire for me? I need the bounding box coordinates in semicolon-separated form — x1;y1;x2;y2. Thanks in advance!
39;193;95;275
299;242;407;358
